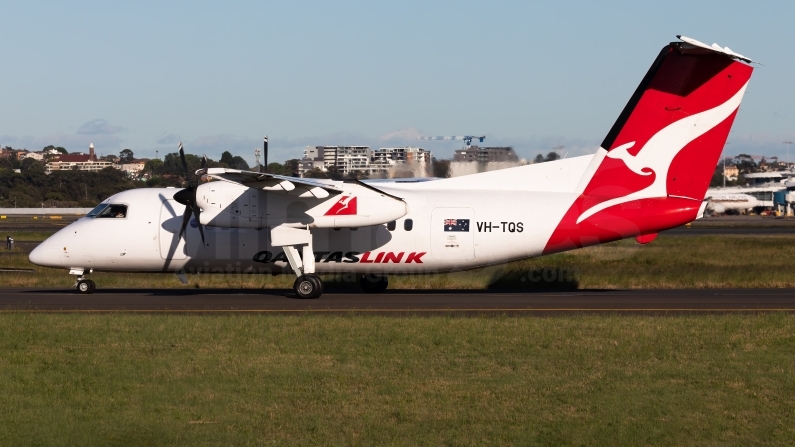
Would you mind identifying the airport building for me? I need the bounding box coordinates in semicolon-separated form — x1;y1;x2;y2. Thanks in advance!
453;146;519;163
742;171;795;186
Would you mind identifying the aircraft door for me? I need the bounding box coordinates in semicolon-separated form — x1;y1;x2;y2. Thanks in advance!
430;208;475;261
159;199;187;260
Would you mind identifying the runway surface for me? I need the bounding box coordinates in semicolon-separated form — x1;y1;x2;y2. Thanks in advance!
662;227;795;236
1;288;794;314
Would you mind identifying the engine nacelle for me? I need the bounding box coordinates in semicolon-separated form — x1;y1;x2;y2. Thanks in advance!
196;180;407;229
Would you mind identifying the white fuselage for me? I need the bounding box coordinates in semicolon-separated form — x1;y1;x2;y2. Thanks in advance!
30;155;596;275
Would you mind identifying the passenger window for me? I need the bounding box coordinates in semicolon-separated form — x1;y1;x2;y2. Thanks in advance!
404;219;413;231
97;204;128;219
387;221;396;231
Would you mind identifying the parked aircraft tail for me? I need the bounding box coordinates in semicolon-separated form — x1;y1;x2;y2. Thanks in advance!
544;36;754;253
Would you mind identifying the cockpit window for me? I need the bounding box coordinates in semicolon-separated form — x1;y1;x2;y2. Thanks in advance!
86;204;109;218
96;204;128;219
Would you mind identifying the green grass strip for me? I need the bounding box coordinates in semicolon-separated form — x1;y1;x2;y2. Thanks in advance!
0;314;794;446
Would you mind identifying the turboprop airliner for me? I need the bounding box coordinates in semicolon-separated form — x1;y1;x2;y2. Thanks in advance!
30;36;755;298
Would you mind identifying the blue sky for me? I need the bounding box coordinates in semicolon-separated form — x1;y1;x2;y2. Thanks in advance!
1;0;793;164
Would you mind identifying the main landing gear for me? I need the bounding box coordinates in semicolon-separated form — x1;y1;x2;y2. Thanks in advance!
293;274;324;299
270;226;390;298
70;268;96;294
271;225;325;299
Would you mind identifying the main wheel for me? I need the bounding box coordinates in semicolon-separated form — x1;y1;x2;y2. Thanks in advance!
360;274;388;293
76;279;95;294
293;274;323;299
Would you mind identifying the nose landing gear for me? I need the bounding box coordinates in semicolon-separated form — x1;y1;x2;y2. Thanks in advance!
76;279;96;294
70;268;96;294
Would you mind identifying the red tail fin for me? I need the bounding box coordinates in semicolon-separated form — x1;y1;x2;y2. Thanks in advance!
545;38;754;254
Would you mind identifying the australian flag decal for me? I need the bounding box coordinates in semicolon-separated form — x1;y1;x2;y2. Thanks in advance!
444;219;470;232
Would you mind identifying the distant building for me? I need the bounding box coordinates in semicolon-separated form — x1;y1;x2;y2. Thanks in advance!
46;143;113;174
0;149;28;160
116;159;149;177
742;171;795;186
723;164;739;181
372;147;431;165
298;146;327;175
298;145;432;177
453;146;518;163
21;152;44;161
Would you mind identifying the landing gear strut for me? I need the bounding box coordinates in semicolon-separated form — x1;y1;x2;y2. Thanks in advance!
70;268;95;294
360;274;388;293
271;225;325;299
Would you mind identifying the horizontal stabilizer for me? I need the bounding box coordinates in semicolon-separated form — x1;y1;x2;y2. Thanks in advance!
677;35;756;64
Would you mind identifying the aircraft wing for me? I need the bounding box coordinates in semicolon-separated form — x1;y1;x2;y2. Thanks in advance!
201;168;343;199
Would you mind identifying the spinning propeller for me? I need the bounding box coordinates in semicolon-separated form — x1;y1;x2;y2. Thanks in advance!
172;142;207;244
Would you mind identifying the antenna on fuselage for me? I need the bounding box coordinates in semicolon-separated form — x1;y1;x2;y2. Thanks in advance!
263;135;268;174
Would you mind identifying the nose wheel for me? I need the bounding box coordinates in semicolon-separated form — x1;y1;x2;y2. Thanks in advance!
293;274;323;299
76;279;96;294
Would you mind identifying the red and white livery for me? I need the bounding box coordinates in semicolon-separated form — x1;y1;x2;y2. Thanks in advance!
30;36;755;297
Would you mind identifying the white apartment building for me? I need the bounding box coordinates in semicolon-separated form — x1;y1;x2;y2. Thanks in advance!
298;145;432;177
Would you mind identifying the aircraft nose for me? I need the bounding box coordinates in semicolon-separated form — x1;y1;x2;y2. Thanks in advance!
29;243;59;267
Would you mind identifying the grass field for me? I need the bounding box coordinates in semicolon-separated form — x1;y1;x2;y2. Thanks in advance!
1;314;793;446
3;230;57;242
4;235;795;289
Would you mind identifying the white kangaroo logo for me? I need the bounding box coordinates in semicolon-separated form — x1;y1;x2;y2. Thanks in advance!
576;82;748;224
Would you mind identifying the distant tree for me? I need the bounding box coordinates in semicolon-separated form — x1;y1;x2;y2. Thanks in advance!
21;158;44;173
230;156;249;170
710;165;723;187
119;149;134;163
144;159;164;174
220;151;249;170
303;168;328;179
55;147;68;155
733;155;758;174
346;170;369;180
266;162;286;175
545;152;561;162
533;154;545;164
432;158;451;178
42;145;56;152
284;159;300;175
220;151;235;166
325;166;344;180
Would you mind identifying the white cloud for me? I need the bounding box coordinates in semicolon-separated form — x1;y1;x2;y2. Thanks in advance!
77;119;125;135
157;133;181;145
378;127;424;142
0;132;123;154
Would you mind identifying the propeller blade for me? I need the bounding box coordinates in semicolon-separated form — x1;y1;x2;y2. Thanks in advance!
178;142;190;183
173;187;192;206
191;204;205;244
173;143;204;247
178;205;192;240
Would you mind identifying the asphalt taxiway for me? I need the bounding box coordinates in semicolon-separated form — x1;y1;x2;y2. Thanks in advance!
1;288;794;314
662;227;795;236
